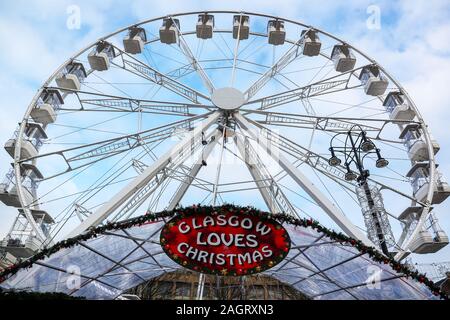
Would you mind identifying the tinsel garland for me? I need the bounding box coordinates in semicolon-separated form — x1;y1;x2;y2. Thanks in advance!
0;204;447;300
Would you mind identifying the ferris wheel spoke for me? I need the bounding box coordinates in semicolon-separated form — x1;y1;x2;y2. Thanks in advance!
234;128;300;218
63;112;220;238
242;109;384;134
230;14;244;87
169;16;215;94
111;44;211;104
109;133;216;221
165;61;198;79
53;87;214;116
366;176;420;205
113;129;221;221
245;116;356;190
244;65;367;111
248;116;418;206
45;142;176;240
21;113;214;180
167;130;221;210
251;113;413;145
243;29;311;101
234;112;376;249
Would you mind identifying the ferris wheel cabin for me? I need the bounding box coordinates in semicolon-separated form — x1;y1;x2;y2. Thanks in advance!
359;65;389;96
4;122;47;161
0;164;42;208
331;44;356;72
407;163;450;205
160;18;180;44
55;62;86;91
88;42;115;72
383;91;417;122
267;20;286;45
399;207;449;254
0;208;53;258
196;14;214;39
300;29;322;57
123;27;147;54
233;15;250;40
30;89;63;125
400;124;440;162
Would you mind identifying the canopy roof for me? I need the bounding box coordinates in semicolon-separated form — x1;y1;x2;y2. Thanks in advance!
0;206;441;300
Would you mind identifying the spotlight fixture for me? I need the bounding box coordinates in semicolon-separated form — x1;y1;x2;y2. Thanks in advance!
361;132;375;152
344;163;358;181
375;149;389;168
328;147;341;166
345;170;358;181
328;156;341;166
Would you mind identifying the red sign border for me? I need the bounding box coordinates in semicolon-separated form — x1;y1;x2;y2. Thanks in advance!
160;209;291;276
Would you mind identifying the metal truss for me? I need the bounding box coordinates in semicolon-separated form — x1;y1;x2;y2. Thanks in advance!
244;65;366;110
234;112;376;248
53;88;213;116
64;112;220;238
234;131;300;218
20;113;213;180
243;109;381;133
167;130;222;210
170;16;215;94
111;45;210;103
244;29;310;100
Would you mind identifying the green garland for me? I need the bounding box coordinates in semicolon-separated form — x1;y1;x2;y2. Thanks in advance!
0;204;447;300
0;288;85;300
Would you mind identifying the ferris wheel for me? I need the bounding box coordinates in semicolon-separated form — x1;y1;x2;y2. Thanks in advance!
0;11;449;268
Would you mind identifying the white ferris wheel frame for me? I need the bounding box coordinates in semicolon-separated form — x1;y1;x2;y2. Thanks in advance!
10;10;438;262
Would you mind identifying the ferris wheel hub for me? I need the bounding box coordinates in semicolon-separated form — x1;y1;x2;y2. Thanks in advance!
211;87;245;111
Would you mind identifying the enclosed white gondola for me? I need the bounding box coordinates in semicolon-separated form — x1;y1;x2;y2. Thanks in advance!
383;91;416;122
55;62;86;91
410;229;449;254
331;44;356;72
400;124;440;162
30;89;63;125
233;15;250;40
407;163;450;205
88;42;115;72
123;27;147;54
0;164;42;208
0;208;53;258
196;14;214;39
359;65;389;96
399;207;449;254
0;170;31;208
267;20;286;45
300;29;321;57
159;18;180;44
4;123;47;160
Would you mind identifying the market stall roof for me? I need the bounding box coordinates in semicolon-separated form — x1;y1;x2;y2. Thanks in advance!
0;206;442;300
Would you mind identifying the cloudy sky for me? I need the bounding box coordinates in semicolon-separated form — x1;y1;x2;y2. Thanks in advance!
0;0;450;267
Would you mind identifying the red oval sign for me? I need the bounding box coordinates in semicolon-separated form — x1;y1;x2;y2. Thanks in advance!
160;209;290;276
